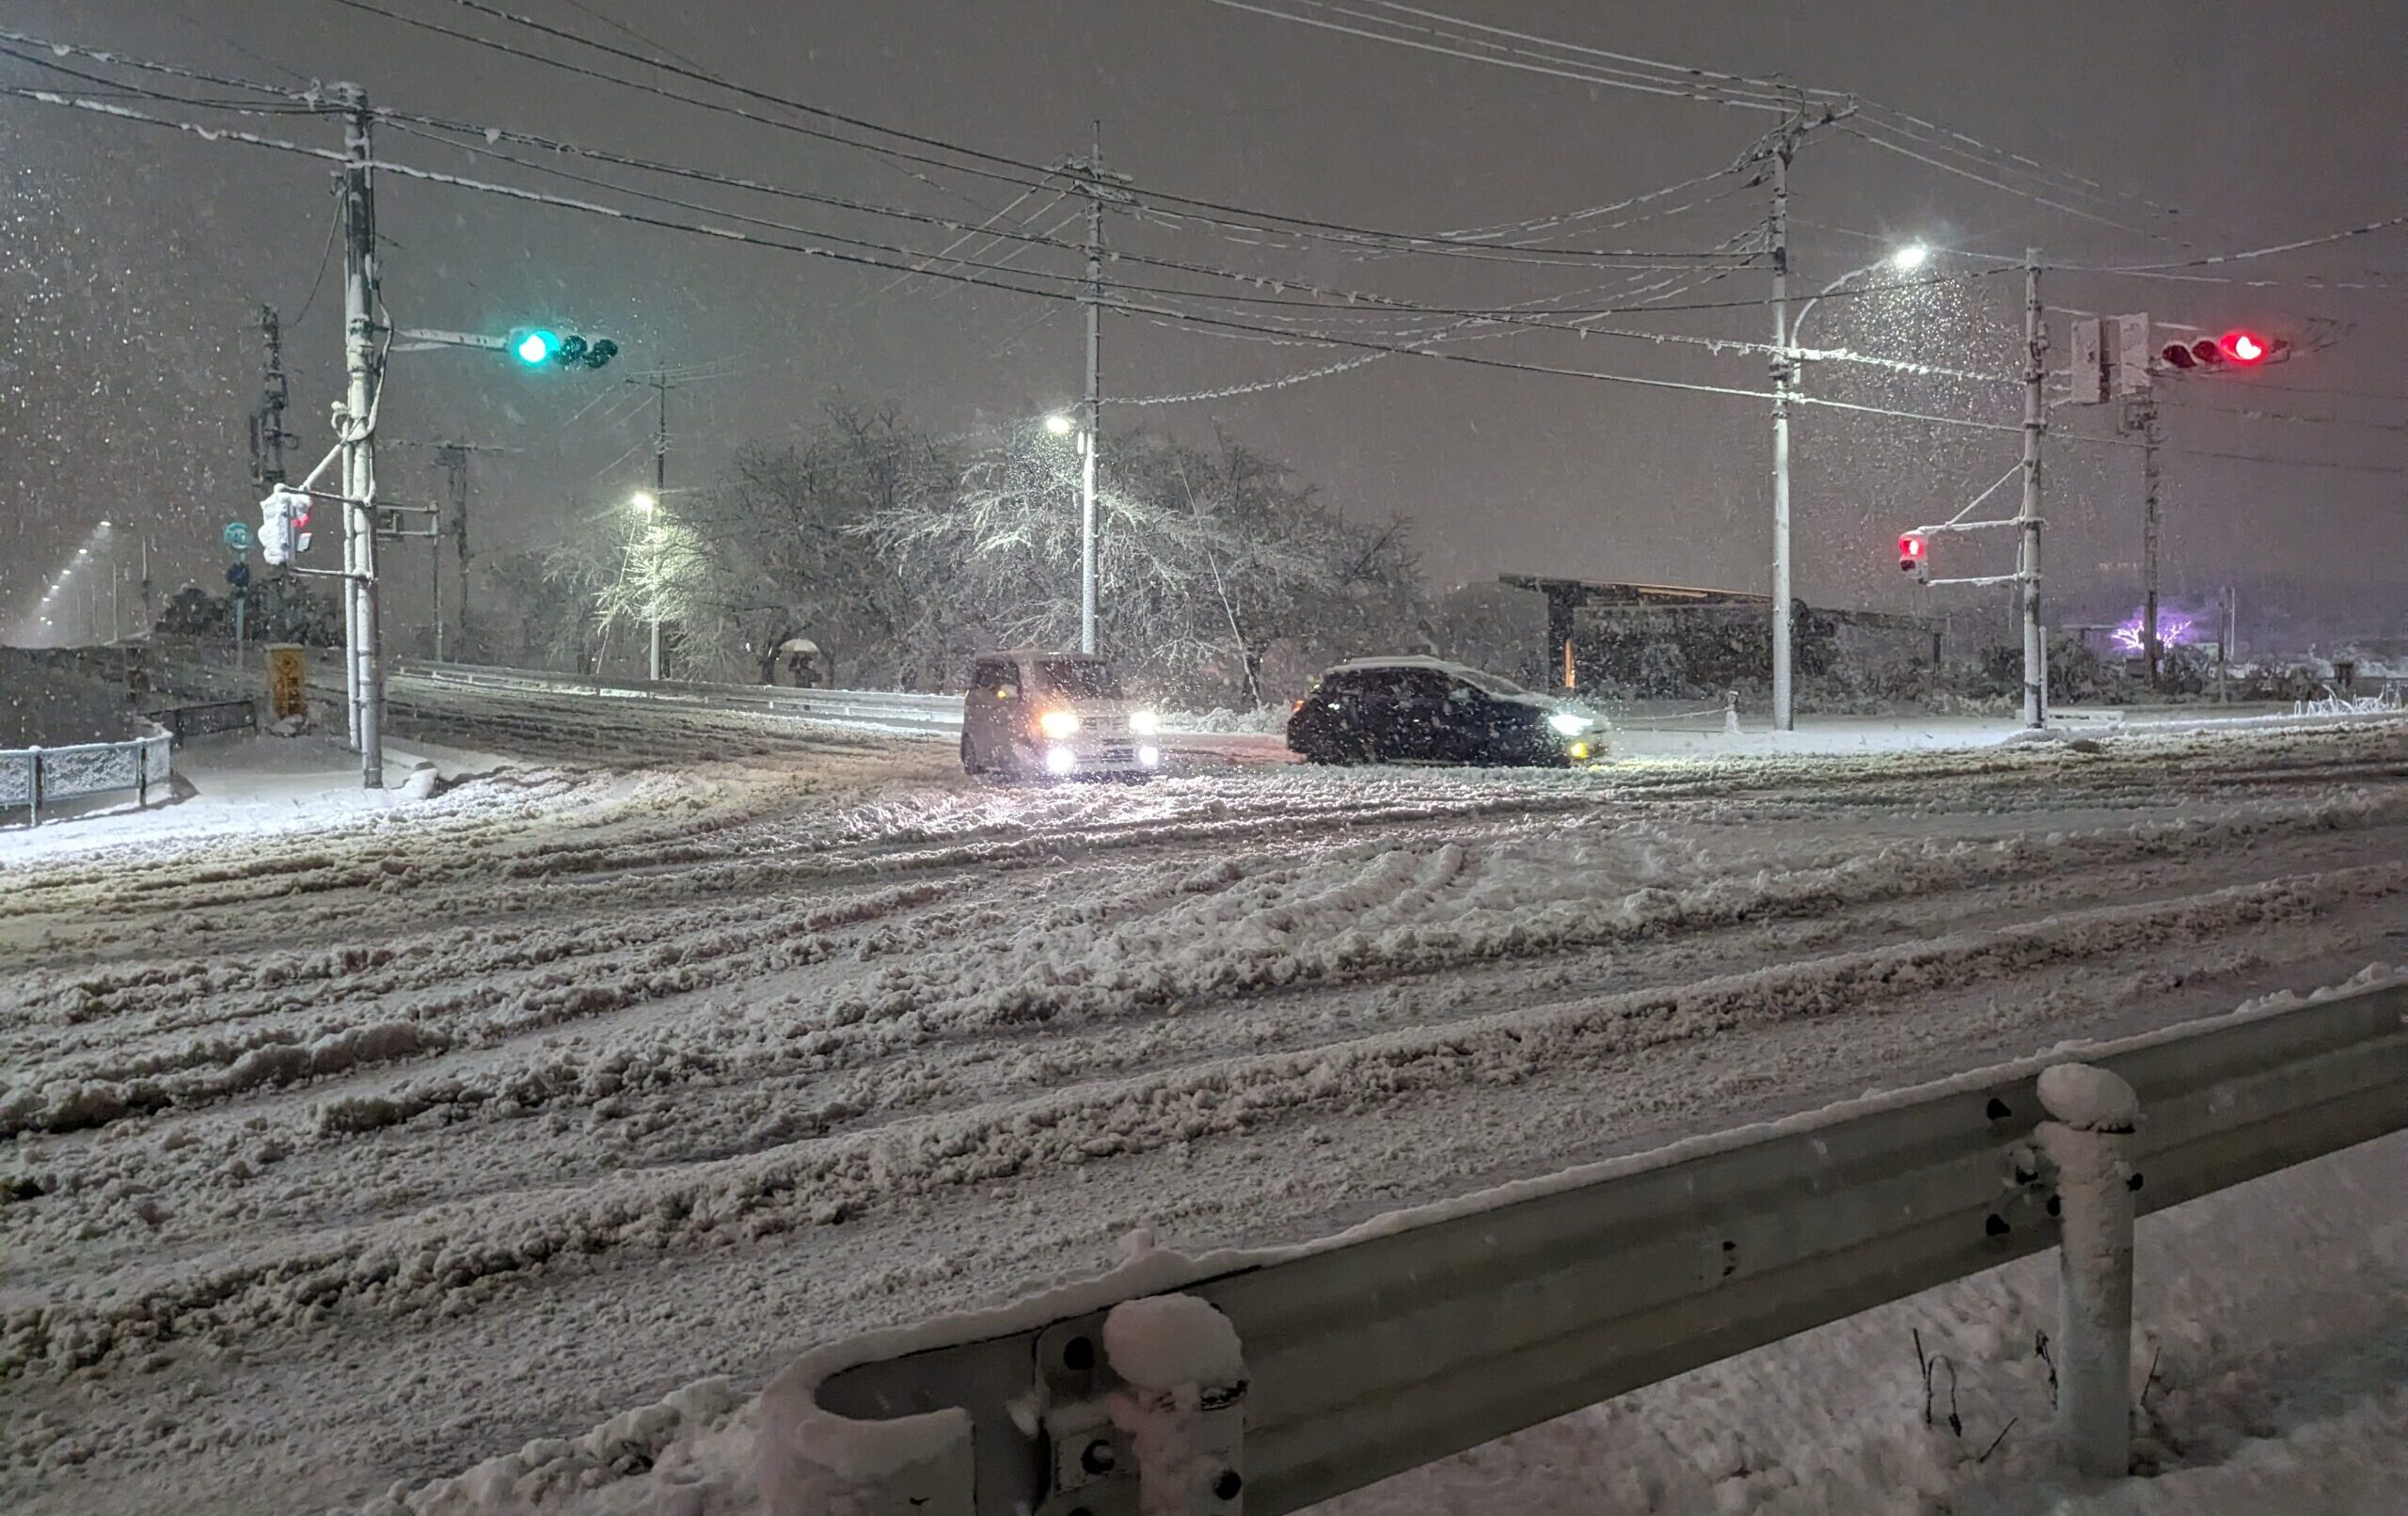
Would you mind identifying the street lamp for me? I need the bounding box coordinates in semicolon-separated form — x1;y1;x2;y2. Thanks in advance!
1043;412;1074;437
1770;238;1932;732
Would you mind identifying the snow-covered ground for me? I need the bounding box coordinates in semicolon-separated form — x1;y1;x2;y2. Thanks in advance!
4;703;2405;1515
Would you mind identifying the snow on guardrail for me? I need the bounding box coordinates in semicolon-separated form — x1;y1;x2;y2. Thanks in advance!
761;973;2408;1515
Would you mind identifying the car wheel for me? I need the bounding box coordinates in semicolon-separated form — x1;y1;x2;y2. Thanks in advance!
959;733;981;774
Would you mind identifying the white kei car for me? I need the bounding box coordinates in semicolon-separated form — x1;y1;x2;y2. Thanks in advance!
959;650;1163;780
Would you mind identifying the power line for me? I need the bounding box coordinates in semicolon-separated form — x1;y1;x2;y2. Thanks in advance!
1339;2;2208;241
1838;127;2165;240
2052;209;2408;276
17;74;2393;484
1194;0;1797;112
325;0;1762;267
2156;398;2408;434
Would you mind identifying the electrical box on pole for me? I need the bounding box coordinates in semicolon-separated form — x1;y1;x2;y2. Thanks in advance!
2069;315;2154;403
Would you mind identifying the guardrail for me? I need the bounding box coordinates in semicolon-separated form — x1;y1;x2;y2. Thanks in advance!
389;659;966;734
760;979;2408;1514
2;726;173;827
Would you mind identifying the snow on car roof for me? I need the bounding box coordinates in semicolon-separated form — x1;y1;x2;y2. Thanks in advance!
1324;655;1537;695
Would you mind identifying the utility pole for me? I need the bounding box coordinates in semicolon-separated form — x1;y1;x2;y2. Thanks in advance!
334;83;385;787
250;304;292;491
1767;131;1796;731
650;374;669;680
432;445;466;662
1079;121;1103;656
2139;398;2163;686
2019;248;2048;729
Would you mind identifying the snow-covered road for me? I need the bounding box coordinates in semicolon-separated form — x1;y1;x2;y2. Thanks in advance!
5;715;2407;1514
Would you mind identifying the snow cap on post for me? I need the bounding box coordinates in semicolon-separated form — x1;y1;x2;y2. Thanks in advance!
2036;1063;2140;1133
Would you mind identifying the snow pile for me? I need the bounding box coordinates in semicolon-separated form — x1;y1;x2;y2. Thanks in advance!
352;1378;751;1516
1164;705;1290;735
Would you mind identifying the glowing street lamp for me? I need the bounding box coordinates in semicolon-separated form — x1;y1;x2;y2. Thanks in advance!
629;490;657;513
1771;236;1936;730
1043;412;1075;437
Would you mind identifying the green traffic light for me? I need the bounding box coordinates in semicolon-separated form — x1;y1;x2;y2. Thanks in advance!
514;328;559;365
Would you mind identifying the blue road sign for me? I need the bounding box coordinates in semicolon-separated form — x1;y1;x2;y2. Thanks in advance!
223;521;253;554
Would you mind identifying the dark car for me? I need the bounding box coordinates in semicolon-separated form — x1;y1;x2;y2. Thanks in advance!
1287;657;1598;766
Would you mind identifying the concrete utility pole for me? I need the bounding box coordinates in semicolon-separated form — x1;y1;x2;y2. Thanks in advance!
650;374;670;681
334;83;385;786
433;445;467;662
1079;121;1103;656
1767;133;1796;731
2138;398;2163;686
2019;248;2048;729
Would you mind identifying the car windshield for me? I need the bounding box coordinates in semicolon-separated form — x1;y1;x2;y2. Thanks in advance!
1035;658;1122;700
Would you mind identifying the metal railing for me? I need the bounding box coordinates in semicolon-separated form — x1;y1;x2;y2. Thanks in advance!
761;978;2408;1514
145;698;259;747
389;659;966;734
2;726;173;827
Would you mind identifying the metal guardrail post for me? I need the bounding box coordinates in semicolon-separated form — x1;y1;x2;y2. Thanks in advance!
2036;1063;2139;1479
1102;1295;1248;1516
27;746;41;827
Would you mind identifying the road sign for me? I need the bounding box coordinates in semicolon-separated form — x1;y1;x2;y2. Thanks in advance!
223;521;253;554
226;561;251;590
268;645;308;721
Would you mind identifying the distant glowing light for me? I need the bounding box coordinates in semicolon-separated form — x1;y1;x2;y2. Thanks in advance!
1890;243;1931;272
1043;745;1077;776
2225;331;2266;363
2112;610;2197;654
1043;413;1075;436
515;328;559;365
629;490;657;513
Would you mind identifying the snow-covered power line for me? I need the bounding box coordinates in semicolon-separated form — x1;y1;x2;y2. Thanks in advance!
2052;208;2408;275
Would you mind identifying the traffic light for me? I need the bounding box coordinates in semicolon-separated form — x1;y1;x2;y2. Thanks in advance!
260;485;312;567
508;328;619;371
2159;330;2289;371
1898;531;1929;584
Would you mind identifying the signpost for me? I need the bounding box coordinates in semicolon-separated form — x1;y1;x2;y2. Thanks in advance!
268;645;308;724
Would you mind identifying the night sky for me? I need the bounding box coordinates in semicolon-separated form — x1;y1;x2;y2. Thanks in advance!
4;0;2401;648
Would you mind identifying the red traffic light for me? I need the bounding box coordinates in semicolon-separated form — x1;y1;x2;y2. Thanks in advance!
2222;330;2267;365
1897;532;1926;561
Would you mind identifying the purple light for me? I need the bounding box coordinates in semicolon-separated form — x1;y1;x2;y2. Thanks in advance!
2111;610;2196;655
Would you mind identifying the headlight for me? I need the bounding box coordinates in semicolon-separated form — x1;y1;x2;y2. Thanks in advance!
1038;709;1081;740
1137;744;1161;768
1128;708;1160;735
1547;712;1592;736
1043;746;1077;776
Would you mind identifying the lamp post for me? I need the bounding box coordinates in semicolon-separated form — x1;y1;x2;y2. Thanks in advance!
1044;412;1096;653
630;490;662;681
1771;241;1930;731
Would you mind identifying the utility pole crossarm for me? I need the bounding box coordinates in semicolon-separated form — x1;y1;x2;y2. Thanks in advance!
392;327;508;352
